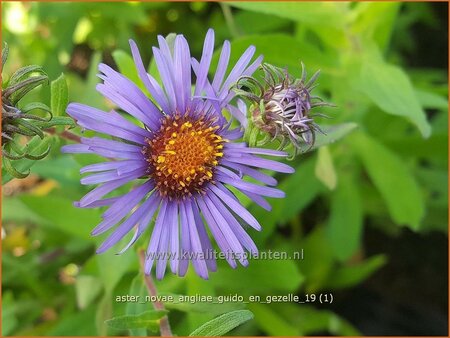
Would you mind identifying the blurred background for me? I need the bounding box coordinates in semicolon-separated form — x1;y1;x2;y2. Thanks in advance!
2;2;448;336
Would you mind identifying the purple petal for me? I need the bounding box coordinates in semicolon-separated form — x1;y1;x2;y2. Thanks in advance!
152;47;176;112
201;194;248;266
225;154;295;173
212;40;231;91
173;35;192;113
168;202;180;274
178;201;191;276
207;190;258;254
91;181;154;235
194;29;215;97
145;199;168;274
192;201;217;272
220;159;277;186
196;197;237;268
61;144;93;154
208;184;261;230
96;194;157;253
184;199;208;279
78;174;141;208
117;193;161;254
74;196;120;208
80;160;144;174
129;39;171;114
217;173;285;198
98;63;161;129
81;167;146;185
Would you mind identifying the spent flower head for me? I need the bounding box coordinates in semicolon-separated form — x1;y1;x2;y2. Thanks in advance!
233;62;332;158
62;29;294;279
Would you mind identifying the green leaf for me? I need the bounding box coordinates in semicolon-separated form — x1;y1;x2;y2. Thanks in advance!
2;291;18;336
351;2;401;50
210;259;303;294
33;116;76;129
315;146;337;190
211;34;334;79
75;275;103;309
50;73;69;117
49;304;97;336
20;102;51;114
415;89;449;110
247;304;298;336
358;50;431;137
228;2;347;28
352;132;425;230
125;274;149;336
327;173;363;261
270;303;360;336
95;247;136;294
297;122;358;153
160;293;245;316
105;310;168;330
325;254;387;289
8;65;47;86
96;294;113;336
300;227;334;292
189;310;253;336
19;193;99;241
251;156;323;241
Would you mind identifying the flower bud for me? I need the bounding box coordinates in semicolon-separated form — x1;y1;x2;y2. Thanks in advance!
234;63;332;158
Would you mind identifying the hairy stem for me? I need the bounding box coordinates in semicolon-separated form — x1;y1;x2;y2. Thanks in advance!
138;250;172;337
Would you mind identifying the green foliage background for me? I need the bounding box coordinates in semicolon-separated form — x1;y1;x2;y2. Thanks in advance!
2;2;448;336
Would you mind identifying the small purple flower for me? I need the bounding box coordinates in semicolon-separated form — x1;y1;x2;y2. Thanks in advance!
234;63;331;157
62;29;294;279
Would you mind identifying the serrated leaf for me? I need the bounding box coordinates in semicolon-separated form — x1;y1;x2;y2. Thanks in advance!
105;310;168;330
352;132;425;230
50;73;69;117
189;310;253;336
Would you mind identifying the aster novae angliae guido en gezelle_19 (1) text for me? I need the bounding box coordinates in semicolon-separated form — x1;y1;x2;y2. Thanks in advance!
62;29;295;279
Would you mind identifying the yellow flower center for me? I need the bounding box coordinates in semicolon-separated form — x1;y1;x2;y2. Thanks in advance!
144;113;226;199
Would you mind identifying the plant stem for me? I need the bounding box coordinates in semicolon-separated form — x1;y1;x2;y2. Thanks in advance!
46;128;81;143
220;3;240;38
138;249;173;337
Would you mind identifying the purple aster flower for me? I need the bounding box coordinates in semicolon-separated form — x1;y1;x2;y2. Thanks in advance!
62;29;294;279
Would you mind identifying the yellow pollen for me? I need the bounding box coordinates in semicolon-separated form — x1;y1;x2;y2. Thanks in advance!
144;114;225;199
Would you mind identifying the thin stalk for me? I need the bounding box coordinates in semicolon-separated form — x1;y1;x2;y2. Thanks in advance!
138;250;172;337
220;3;240;38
